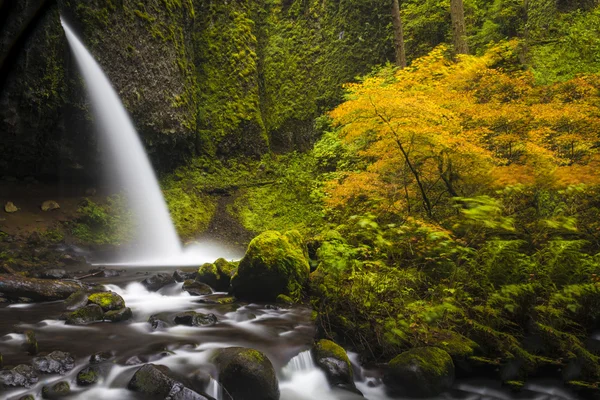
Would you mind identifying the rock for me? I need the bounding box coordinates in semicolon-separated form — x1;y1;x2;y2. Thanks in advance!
32;351;75;374
312;339;357;392
4;201;18;213
231;230;309;302
141;273;176;291
64;290;89;311
105;307;133;322
0;364;38;387
183;280;212;296
41;381;70;398
65;304;104;325
174;311;217;327
41;200;60;212
212;347;279;400
90;351;112;364
0;275;83;301
76;366;100;386
196;259;236;291
88;291;125;311
88;268;120;277
149;313;171;330
19;395;35;400
173;269;196;282
128;364;210;399
40;269;68;279
383;347;455;398
126;356;143;365
22;330;38;355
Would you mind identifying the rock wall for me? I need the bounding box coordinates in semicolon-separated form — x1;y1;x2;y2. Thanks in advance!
0;0;393;179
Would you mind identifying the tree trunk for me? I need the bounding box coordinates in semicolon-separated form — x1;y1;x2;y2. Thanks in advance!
391;0;407;68
450;0;469;55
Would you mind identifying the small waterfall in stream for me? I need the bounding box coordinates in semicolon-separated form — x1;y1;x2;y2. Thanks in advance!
61;18;182;264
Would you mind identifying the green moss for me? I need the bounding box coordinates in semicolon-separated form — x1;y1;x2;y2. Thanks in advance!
88;292;125;311
388;347;454;381
314;339;351;370
42;381;70;398
241;349;266;363
163;188;216;238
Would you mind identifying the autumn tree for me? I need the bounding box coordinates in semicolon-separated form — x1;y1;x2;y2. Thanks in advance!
450;0;469;54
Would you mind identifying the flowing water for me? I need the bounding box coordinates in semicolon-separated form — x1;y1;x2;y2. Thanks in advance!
0;269;582;400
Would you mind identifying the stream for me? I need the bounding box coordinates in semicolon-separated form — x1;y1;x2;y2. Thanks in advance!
0;267;583;400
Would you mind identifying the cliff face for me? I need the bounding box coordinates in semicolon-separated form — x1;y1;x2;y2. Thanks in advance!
0;0;393;179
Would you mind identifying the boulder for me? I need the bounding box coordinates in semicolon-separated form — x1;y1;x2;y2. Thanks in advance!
41;381;70;398
64;290;89;311
0;275;83;301
88;291;125;311
128;364;211;399
183;280;212;296
174;269;196;282
90;351;112;364
32;351;75;374
76;366;100;386
312;339;358;393
231;230;309;302
383;347;455;398
41;200;60;212
212;347;279;400
0;364;38;388
4;201;18;213
65;304;104;325
174;311;217;327
195;263;221;290
19;395;35;400
40;269;68;279
149;313;171;330
142;273;176;291
105;307;133;322
22;330;38;355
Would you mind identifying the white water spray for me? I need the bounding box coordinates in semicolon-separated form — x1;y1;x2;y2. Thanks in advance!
61;19;183;263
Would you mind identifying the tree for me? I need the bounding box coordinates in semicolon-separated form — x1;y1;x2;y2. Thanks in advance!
392;0;407;68
450;0;469;54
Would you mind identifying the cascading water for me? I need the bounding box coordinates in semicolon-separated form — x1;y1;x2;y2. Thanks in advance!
61;18;182;263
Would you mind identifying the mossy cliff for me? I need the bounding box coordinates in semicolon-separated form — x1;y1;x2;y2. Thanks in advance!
0;0;394;178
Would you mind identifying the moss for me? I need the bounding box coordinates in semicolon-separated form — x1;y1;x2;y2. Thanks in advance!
314;339;351;370
76;366;100;386
276;294;294;305
42;381;70;398
88;292;125;311
104;307;133;322
427;329;478;360
65;304;104;325
163;188;216;238
231;230;310;301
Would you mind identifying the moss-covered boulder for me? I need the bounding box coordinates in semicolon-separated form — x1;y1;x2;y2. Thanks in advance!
64;290;89;311
231;230;309;302
196;263;221;290
383;347;455;398
65;304;104;325
312;339;357;393
182;280;212;296
76;366;100;386
105;307;133;322
23;330;38;355
88;292;125;311
212;347;279;400
41;381;70;399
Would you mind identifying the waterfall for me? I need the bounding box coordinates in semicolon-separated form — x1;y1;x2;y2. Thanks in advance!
61;18;182;262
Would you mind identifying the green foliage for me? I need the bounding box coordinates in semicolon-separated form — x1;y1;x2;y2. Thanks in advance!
71;196;134;245
163;187;216;238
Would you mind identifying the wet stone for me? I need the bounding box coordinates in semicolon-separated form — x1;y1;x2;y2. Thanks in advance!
40;269;68;279
76;366;100;386
90;351;112;364
173;311;217;327
105;307;133;322
0;364;38;388
41;380;70;399
22;330;38;355
64;290;89;311
149;313;171;330
32;351;75;374
65;304;104;325
182;280;212;296
88;291;125;311
141;273;176;291
173;269;196;282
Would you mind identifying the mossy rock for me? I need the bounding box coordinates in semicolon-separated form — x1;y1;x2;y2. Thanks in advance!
231;230;310;302
128;364;175;397
182;280;212;296
65;304;104;325
173;311;217;327
196;263;221;289
383;347;455;398
104;307;133;322
76;366;100;386
41;381;70;399
32;351;75;374
88;292;125;311
212;347;279;400
64;290;89;311
19;395;35;400
312;339;356;392
23;330;38;355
